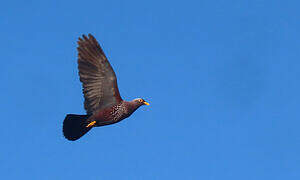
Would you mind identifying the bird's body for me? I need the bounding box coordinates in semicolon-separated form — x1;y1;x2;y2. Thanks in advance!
63;34;149;141
90;100;140;126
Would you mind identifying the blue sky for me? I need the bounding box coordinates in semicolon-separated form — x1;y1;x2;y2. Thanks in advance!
1;0;300;179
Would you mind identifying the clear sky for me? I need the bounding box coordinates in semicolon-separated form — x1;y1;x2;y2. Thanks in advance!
1;0;300;179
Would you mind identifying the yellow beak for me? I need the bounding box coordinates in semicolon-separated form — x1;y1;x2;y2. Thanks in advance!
143;101;150;106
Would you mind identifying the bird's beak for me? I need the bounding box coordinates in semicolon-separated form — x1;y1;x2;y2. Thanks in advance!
143;101;150;106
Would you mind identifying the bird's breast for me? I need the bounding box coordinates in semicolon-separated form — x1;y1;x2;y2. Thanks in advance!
92;103;130;126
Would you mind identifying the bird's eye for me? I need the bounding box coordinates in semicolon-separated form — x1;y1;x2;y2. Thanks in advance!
139;99;143;102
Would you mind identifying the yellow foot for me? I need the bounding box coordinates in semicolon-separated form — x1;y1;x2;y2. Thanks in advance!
86;121;96;128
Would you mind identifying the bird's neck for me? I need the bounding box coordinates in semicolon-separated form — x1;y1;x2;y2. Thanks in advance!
123;100;140;114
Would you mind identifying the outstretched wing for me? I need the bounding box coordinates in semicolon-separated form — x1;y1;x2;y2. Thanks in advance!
77;34;122;115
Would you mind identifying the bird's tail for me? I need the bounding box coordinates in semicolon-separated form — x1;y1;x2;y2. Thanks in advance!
63;114;93;141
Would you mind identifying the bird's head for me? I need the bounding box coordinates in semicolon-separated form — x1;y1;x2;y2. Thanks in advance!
133;98;150;107
125;98;149;116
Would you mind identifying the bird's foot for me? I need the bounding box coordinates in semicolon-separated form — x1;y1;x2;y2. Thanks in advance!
86;121;96;128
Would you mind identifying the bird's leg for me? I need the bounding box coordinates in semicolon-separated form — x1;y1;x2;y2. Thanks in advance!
86;121;96;128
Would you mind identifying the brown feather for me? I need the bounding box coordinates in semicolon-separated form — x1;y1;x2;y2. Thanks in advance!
77;34;122;115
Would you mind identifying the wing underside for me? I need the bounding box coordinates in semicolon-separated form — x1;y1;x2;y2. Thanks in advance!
77;34;122;115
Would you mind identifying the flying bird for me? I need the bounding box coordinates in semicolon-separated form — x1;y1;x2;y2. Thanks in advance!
63;34;149;141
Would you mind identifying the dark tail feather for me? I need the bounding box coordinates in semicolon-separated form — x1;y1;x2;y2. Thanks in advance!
63;114;92;141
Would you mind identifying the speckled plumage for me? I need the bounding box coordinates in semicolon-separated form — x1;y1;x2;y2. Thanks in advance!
91;101;142;126
63;34;149;141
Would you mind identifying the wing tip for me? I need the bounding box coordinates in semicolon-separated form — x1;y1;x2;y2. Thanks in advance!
88;33;94;39
77;33;98;45
78;33;94;39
